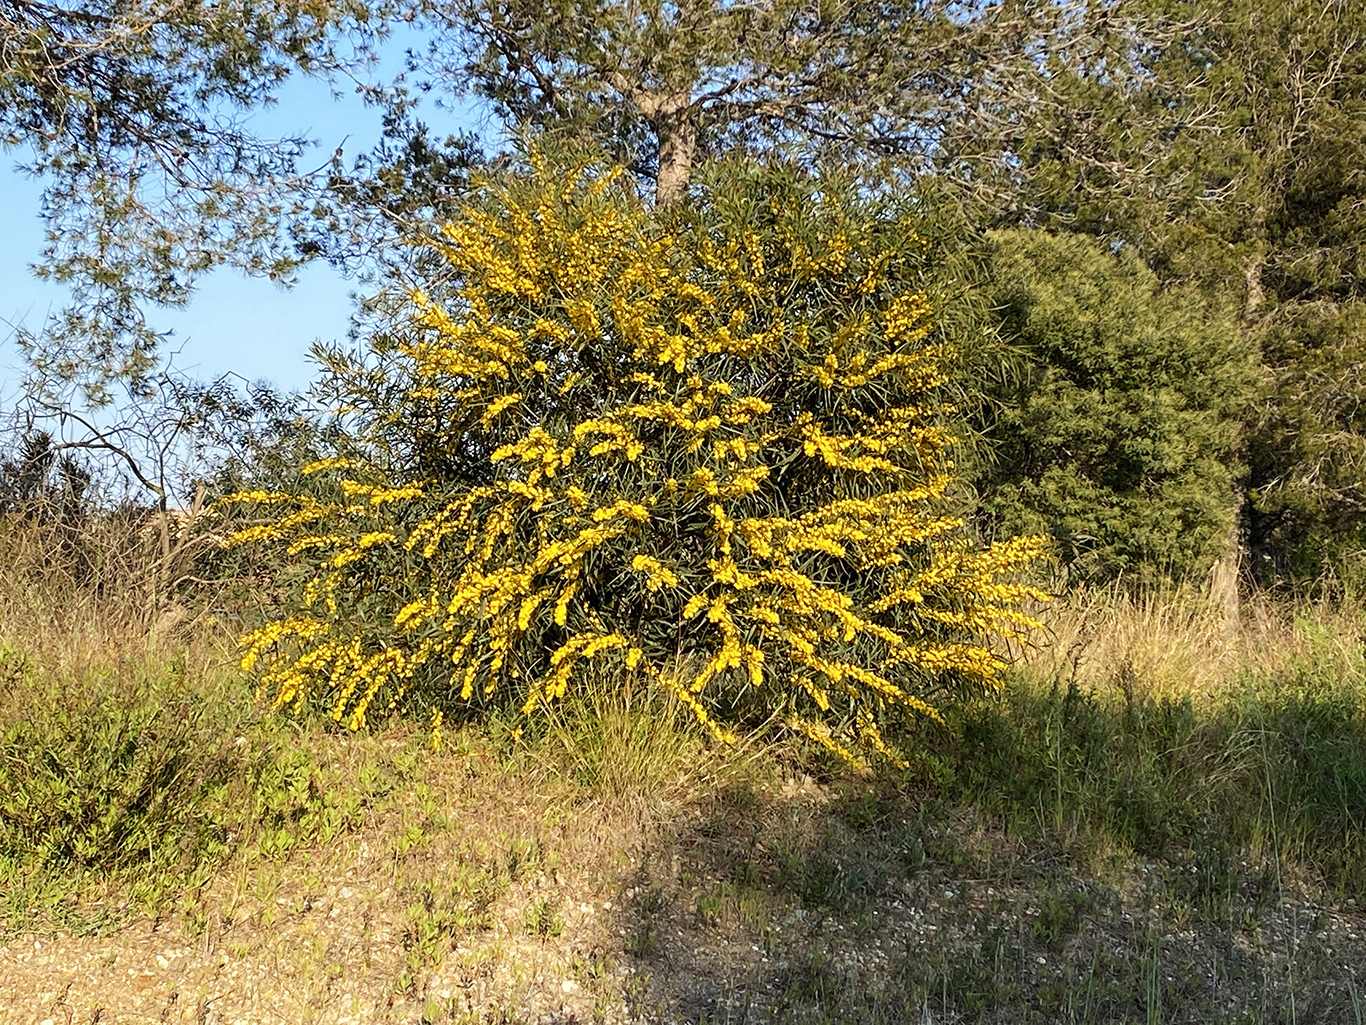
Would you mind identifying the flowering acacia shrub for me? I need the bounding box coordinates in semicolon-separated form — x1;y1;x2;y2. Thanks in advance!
223;159;1046;765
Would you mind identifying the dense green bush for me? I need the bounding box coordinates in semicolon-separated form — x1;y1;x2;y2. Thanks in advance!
967;229;1254;585
1246;300;1366;582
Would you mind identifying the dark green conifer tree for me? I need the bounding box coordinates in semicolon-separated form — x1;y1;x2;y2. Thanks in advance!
968;229;1251;585
1001;0;1366;582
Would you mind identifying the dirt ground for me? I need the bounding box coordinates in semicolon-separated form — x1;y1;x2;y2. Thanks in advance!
4;773;1364;1025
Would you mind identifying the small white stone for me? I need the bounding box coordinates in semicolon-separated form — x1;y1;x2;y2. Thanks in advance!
561;980;580;994
156;955;170;969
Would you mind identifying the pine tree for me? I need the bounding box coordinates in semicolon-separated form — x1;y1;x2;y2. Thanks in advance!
1007;0;1366;581
404;0;1195;206
969;229;1251;585
3;0;380;403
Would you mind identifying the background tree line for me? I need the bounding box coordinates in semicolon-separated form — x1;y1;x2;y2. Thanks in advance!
3;0;1363;592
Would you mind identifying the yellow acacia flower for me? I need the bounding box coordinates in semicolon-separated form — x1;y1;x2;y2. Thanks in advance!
480;392;522;426
630;554;679;591
299;457;363;476
230;159;1046;762
429;707;444;751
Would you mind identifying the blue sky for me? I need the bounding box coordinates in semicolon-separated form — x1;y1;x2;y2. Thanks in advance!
1;54;482;400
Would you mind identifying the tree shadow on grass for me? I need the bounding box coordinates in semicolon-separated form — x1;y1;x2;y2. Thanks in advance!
609;678;1366;1024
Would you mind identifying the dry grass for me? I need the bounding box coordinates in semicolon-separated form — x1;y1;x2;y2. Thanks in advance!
2;521;1365;1022
1019;570;1366;701
0;509;229;668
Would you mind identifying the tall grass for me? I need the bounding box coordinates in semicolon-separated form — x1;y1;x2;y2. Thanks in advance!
0;507;223;661
1022;574;1365;699
910;582;1366;896
2;500;1364;934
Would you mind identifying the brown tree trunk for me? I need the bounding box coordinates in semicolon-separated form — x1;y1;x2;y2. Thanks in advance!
1244;252;1265;322
651;98;697;207
1243;199;1269;322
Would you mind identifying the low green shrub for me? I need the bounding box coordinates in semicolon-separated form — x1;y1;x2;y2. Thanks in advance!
0;645;376;930
0;657;240;883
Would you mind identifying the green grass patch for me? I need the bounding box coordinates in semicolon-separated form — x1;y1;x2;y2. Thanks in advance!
903;645;1366;897
0;638;417;932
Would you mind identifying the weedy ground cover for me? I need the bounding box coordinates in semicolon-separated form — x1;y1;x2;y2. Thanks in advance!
1;562;1363;1021
931;658;1366;899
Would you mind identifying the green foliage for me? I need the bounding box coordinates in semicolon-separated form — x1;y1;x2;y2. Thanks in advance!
0;431;91;521
1;0;384;404
224;157;1047;763
1031;891;1090;948
537;670;709;805
405;0;1175;208
1005;0;1366;584
1001;0;1364;301
0;642;381;931
1002;0;1262;290
1248;301;1366;580
524;897;565;938
968;229;1252;584
399;867;503;989
0;665;232;878
0;652;240;928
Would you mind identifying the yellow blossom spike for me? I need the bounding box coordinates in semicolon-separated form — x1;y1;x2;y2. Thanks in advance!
222;156;1046;763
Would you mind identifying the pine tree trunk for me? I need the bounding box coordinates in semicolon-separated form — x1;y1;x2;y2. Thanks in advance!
653;100;697;207
1244;253;1265;322
1243;200;1268;322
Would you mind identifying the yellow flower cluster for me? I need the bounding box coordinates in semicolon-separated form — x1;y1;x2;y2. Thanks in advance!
221;159;1048;764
